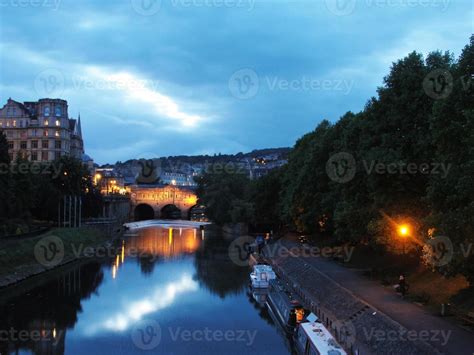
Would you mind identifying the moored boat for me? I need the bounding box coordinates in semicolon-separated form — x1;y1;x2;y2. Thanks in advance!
266;278;306;333
250;264;277;288
295;313;347;355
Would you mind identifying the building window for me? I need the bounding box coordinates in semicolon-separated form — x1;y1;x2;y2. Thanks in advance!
55;119;60;126
43;130;49;137
20;141;27;149
42;151;49;161
0;121;2;127
13;120;16;127
55;130;60;137
55;106;61;117
55;140;61;149
44;119;49;126
55;152;61;160
44;106;50;116
42;140;49;149
32;140;38;149
8;141;14;150
31;151;38;161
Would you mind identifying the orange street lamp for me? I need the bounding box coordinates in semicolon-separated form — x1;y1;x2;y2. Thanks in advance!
398;225;409;237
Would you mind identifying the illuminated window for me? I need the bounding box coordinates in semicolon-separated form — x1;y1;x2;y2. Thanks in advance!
55;130;60;137
44;119;49;126
55;119;60;126
43;130;49;137
13;120;16;127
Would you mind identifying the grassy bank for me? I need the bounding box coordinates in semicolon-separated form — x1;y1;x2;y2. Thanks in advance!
0;227;110;287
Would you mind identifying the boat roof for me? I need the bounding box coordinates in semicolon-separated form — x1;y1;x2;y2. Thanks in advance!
299;320;347;355
253;264;274;272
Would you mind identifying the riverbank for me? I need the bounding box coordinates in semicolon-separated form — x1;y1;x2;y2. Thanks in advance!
262;239;474;354
0;227;118;288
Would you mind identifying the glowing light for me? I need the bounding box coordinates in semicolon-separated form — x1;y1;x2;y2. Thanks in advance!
169;228;173;245
112;265;116;279
398;224;409;237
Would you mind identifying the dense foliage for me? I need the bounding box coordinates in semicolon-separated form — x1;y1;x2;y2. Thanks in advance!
197;36;473;280
0;137;102;235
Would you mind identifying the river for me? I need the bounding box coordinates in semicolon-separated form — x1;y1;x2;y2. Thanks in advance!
0;225;291;354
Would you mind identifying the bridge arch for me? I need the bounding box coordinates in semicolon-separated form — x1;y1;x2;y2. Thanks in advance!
161;204;182;220
134;203;155;221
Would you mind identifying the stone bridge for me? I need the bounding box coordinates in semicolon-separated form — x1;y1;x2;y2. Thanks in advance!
130;185;199;220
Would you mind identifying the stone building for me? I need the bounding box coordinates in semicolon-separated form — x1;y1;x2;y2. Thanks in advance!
0;98;84;162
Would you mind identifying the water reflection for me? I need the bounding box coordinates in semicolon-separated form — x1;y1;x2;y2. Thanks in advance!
0;226;288;355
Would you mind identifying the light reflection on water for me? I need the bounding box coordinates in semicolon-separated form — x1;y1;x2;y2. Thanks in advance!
0;226;289;355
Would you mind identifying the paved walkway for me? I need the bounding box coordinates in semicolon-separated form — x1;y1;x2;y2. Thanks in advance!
277;239;474;355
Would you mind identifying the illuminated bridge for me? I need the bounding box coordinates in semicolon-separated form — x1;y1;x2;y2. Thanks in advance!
130;184;202;221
